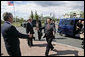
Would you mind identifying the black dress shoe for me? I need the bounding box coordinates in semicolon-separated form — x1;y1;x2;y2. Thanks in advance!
31;44;33;46
33;37;35;40
45;54;48;56
51;47;54;50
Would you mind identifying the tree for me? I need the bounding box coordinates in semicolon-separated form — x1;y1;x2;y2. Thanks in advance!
16;16;19;22
19;18;24;24
30;10;34;20
80;11;84;18
35;10;39;20
13;16;19;22
40;13;43;21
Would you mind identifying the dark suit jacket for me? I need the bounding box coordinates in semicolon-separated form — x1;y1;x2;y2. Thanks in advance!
41;23;56;37
36;21;42;31
26;22;34;34
1;21;29;54
36;21;42;28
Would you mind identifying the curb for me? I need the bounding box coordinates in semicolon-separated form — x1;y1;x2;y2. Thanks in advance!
53;42;84;51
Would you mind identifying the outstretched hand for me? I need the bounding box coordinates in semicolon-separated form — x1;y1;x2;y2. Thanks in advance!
35;27;39;31
29;34;33;38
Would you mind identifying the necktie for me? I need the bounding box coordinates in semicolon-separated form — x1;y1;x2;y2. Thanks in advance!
47;24;50;29
30;23;32;27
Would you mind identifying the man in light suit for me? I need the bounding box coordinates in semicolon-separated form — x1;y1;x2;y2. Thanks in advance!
1;12;32;56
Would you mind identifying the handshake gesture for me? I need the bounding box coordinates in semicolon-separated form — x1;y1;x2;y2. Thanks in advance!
35;27;39;31
28;33;33;38
28;33;35;40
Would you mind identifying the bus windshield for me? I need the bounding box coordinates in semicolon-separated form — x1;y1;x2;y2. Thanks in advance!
60;19;74;25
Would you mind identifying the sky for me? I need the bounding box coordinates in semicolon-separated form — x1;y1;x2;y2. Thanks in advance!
1;1;84;20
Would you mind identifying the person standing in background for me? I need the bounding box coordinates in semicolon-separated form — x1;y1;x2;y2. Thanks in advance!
76;20;83;34
26;18;34;47
36;20;42;40
80;21;84;49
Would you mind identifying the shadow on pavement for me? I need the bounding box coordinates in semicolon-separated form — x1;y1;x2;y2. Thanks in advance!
34;39;46;41
1;53;3;56
65;35;80;40
55;38;67;39
33;43;56;47
49;49;78;56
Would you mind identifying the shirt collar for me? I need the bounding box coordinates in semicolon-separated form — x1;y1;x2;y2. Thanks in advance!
5;21;11;24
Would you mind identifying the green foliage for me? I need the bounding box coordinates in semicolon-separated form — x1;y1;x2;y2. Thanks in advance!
19;18;24;24
35;10;39;20
80;11;84;18
30;10;34;19
12;22;21;27
1;20;4;24
64;11;84;18
13;16;25;23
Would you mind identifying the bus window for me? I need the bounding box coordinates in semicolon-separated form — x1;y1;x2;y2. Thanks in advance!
65;20;70;25
62;20;64;25
64;19;67;25
67;20;70;25
70;20;74;25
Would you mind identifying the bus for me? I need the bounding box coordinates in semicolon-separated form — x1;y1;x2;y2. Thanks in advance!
57;18;84;38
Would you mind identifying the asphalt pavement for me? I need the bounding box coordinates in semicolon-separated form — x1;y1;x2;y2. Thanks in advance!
16;27;83;48
1;26;84;56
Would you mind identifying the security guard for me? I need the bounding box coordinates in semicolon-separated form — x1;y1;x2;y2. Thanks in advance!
26;18;34;47
36;20;42;40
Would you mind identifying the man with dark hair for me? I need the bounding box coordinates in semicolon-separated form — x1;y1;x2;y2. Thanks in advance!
36;20;42;40
50;19;56;39
80;21;84;49
26;18;34;47
76;20;83;34
1;12;32;56
43;18;56;39
40;18;56;56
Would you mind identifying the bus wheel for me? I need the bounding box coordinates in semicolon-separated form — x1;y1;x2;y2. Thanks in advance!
59;33;62;36
62;34;66;37
59;33;66;37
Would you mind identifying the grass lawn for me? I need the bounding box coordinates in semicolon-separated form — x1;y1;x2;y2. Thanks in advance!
1;22;22;27
12;22;21;27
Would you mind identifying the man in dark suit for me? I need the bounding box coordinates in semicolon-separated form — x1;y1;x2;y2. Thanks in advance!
76;20;83;34
26;19;34;47
36;20;42;40
51;20;56;28
1;12;32;56
40;18;56;56
43;19;56;39
50;19;56;39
